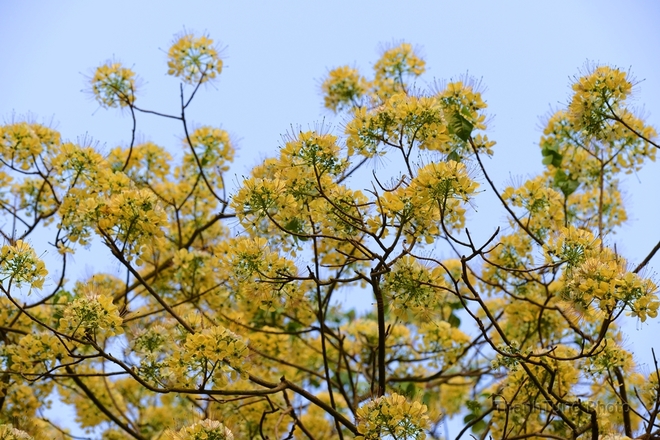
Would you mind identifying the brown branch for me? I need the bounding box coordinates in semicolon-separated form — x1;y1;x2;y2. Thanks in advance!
371;270;386;397
468;137;544;247
634;239;660;274
614;366;633;437
66;366;146;440
282;378;358;435
604;100;660;150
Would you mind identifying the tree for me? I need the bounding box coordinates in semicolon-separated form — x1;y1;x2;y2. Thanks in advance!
0;31;659;440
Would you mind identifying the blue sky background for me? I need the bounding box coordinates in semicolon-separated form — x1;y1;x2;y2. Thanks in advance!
1;1;660;435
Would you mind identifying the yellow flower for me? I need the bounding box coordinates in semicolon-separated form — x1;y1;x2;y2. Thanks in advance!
91;62;136;108
373;42;425;98
184;126;234;172
0;424;33;440
356;393;431;440
0;240;48;290
59;286;124;338
167;32;222;84
163;419;234;440
321;66;368;112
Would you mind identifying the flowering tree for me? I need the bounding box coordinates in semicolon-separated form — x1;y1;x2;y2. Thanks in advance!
0;32;659;440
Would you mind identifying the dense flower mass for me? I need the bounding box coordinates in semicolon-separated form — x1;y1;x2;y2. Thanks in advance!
59;287;124;338
167;33;222;84
164;419;234;440
91;62;137;108
322;66;368;112
0;240;47;289
356;393;431;440
0;32;658;440
373;42;425;98
0;424;32;440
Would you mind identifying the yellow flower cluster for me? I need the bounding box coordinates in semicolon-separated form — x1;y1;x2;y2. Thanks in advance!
214;237;300;312
51;142;105;181
96;187;164;230
565;252;658;321
185;126;234;172
373;43;425;98
383;256;445;318
233;131;370;250
544;226;600;268
540;111;638;235
415;160;478;206
279;130;347;177
107;142;173;184
234;131;344;214
321;42;429;113
322;66;368;112
419;321;471;368
0;122;60;170
52;144;108;244
470;133;496;156
637;371;660;414
502;176;565;238
2;382;49;423
490;346;581;437
0;169;11;207
166;325;248;389
91;62;136;108
546;227;659;321
0;240;48;289
438;81;488;131
171;248;218;295
585;342;633;375
233;176;294;235
2;332;67;375
356;392;431;440
542;109;656;182
346;94;447;158
164;419;234;440
61;174;166;259
127;321;180;385
133;323;171;355
345;84;489;161
569;66;632;135
0;424;32;440
376;161;478;242
167;33;222;84
59;287;124;339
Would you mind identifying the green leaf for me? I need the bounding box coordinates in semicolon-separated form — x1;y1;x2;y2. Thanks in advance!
466;399;481;413
404;382;417;397
553;169;580;197
471;420;487;433
53;308;65;322
450;301;463;310
448;313;461;328
447;109;474;142
283;217;309;241
446;150;462;162
422;391;434;407
285;320;302;332
541;143;564;168
53;289;73;304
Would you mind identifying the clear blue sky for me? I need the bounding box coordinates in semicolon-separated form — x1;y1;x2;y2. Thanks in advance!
1;0;660;435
